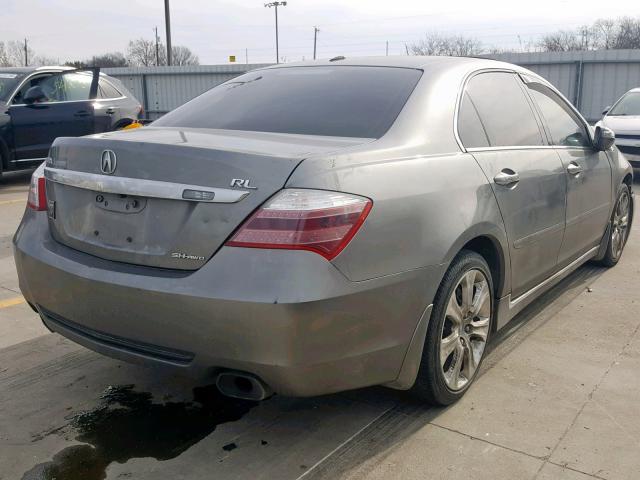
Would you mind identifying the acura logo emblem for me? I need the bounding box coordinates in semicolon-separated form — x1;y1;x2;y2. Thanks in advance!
100;150;117;175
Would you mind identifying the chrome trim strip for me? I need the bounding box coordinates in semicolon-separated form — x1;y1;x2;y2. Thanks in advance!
467;145;594;153
44;167;250;204
467;145;555;152
509;246;599;308
13;157;48;163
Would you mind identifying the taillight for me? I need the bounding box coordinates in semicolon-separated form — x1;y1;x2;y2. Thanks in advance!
227;189;373;260
27;163;47;211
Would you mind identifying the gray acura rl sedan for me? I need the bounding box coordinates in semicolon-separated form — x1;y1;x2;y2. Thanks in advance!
14;56;633;405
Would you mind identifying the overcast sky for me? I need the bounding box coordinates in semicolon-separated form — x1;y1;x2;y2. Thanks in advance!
3;0;638;64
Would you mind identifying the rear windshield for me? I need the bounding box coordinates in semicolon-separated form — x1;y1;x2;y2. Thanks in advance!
0;72;24;102
609;92;640;116
153;66;422;138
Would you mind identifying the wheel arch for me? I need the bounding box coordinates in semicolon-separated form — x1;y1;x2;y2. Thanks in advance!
386;226;511;392
442;223;511;299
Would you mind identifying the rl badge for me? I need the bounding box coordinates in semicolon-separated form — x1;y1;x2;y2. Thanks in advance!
230;178;257;189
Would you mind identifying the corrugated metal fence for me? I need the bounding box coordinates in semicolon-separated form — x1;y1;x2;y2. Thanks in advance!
105;50;640;123
104;64;271;120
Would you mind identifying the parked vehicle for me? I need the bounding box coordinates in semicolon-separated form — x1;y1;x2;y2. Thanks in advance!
600;88;640;168
14;57;633;405
0;66;141;174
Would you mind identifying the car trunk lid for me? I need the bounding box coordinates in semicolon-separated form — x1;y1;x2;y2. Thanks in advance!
45;127;371;270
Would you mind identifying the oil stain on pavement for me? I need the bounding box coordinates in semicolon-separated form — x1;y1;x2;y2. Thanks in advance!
22;384;257;480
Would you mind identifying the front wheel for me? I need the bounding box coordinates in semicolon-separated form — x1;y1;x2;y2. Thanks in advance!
598;184;632;267
411;250;493;405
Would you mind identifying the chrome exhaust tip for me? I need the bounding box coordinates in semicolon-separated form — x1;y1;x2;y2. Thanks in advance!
216;371;273;401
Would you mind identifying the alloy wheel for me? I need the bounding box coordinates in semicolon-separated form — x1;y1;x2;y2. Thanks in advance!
440;269;491;391
611;189;630;260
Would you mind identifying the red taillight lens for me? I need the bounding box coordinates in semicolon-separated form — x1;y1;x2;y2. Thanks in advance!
227;189;373;260
27;163;47;211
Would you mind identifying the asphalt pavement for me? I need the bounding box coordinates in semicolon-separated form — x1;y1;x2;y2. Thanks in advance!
0;169;638;480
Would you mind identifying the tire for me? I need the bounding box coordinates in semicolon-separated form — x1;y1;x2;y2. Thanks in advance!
411;250;494;405
597;183;632;268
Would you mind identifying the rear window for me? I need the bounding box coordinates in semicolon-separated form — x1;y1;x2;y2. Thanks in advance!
153;66;422;138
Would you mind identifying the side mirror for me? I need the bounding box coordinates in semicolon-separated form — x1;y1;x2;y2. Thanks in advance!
602;105;611;116
23;86;47;105
594;125;615;151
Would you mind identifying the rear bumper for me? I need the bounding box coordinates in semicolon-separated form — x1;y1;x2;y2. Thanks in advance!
14;211;444;397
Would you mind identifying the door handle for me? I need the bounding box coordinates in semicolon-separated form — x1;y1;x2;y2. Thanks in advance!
567;162;583;175
74;110;91;117
494;169;520;186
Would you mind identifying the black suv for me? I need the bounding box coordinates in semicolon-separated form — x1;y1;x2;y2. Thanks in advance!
0;66;142;174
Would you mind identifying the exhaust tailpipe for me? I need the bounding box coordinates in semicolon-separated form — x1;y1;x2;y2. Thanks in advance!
216;371;273;401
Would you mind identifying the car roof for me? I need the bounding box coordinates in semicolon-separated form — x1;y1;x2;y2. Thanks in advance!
0;65;77;73
258;55;522;72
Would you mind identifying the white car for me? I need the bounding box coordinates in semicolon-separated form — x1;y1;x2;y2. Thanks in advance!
600;88;640;168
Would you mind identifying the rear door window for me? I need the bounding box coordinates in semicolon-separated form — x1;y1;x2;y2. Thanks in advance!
458;92;490;148
460;71;543;148
153;66;422;139
526;83;591;147
98;79;122;99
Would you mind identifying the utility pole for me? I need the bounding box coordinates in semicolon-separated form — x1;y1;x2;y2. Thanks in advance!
24;38;28;66
154;27;160;66
164;0;172;66
386;41;389;56
245;48;248;64
264;2;287;64
313;26;319;60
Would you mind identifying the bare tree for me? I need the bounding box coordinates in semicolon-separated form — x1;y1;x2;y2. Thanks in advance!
409;32;483;57
170;45;199;66
127;38;157;66
0;40;35;66
538;31;582;52
614;16;640;49
89;52;129;67
539;16;640;52
0;42;10;67
127;38;198;66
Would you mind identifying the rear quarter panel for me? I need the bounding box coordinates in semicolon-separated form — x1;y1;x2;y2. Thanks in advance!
286;151;511;296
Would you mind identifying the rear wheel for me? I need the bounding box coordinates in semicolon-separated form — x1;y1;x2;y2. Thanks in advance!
411;250;493;405
598;184;631;267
